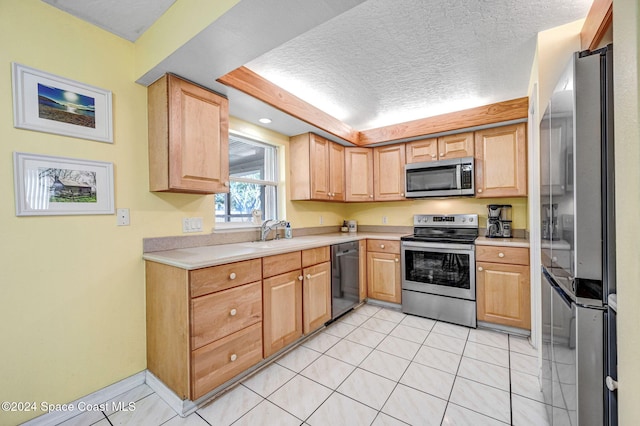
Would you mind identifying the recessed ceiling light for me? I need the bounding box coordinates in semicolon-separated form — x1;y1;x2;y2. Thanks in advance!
259;118;272;124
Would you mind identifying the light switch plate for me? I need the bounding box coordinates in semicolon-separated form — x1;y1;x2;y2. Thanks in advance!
116;208;130;226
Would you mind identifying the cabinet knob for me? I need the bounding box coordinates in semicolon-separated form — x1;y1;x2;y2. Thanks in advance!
230;308;237;316
306;274;312;280
380;244;385;249
401;193;405;197
498;252;505;258
478;189;483;193
230;354;237;362
370;194;374;198
298;275;304;281
478;266;484;271
229;272;237;280
552;256;558;262
395;258;399;262
224;181;230;187
440;152;445;157
431;154;436;158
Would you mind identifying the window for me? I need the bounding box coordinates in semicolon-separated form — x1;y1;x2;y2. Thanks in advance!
215;135;279;223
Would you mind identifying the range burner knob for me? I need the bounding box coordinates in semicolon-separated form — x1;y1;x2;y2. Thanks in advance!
461;218;466;222
469;217;474;222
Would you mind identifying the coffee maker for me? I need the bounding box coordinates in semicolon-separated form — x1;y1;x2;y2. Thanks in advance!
486;204;513;238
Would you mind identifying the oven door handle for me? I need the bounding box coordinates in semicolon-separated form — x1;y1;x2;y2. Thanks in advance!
401;242;474;253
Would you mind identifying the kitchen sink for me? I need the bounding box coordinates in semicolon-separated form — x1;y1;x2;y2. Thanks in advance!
237;237;321;250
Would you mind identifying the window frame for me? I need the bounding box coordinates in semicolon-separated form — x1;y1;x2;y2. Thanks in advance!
215;134;280;228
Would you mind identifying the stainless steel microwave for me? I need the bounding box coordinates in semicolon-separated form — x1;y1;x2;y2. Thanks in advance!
405;156;474;198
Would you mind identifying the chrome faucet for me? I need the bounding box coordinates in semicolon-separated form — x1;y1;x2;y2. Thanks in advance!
260;219;287;241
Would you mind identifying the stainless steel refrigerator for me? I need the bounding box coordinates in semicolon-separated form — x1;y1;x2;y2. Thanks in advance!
539;45;616;426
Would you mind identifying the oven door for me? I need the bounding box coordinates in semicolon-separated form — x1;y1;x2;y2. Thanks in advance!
401;241;475;300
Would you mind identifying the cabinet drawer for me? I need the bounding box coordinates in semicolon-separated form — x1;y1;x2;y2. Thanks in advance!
191;281;262;350
476;246;529;265
191;322;263;399
190;259;262;298
302;246;330;268
263;251;301;278
367;239;400;254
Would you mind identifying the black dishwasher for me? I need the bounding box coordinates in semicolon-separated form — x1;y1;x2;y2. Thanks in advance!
330;241;360;320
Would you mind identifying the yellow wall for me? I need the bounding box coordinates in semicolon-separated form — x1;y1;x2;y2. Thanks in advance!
613;0;640;422
345;197;527;229
0;1;220;423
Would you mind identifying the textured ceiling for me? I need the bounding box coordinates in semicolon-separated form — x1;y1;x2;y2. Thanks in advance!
245;0;592;130
42;0;593;139
41;0;176;42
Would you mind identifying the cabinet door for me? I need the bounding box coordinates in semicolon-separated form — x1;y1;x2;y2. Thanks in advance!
367;252;401;303
345;147;374;202
263;270;303;357
476;262;530;329
302;262;331;334
406;138;438;163
358;240;367;301
475;123;527;197
438;132;474;160
164;75;229;193
373;144;406;201
309;135;331;200
329;142;345;201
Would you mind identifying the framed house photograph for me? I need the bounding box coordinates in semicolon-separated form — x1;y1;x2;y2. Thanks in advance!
12;63;113;143
13;152;115;216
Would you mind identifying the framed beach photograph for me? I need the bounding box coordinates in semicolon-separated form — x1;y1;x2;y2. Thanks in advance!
12;63;113;143
13;152;114;216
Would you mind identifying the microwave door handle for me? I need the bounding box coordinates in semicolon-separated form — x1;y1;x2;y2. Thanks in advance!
456;164;462;189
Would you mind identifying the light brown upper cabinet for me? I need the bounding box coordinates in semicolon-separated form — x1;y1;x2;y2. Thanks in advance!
345;147;374;202
290;133;345;201
474;123;527;197
373;144;406;201
406;132;474;163
148;74;229;194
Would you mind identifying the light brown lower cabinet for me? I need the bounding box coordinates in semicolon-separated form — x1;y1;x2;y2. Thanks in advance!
476;245;531;330
263;270;303;357
146;259;263;400
367;239;401;303
302;261;331;334
262;247;331;358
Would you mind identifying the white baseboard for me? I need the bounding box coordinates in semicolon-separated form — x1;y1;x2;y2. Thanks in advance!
21;371;146;426
144;371;197;417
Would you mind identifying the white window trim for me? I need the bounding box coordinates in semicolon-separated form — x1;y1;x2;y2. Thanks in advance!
214;132;283;231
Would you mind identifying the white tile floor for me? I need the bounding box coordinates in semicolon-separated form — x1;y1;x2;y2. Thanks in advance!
57;304;551;426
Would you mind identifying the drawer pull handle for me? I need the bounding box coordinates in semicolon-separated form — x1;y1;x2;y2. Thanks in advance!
478;267;484;271
498;253;505;258
380;244;385;249
306;274;312;280
298;275;304;281
230;354;237;362
230;308;237;316
229;272;237;280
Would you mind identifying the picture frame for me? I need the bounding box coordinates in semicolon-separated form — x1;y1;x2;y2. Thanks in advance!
12;63;113;143
13;152;115;216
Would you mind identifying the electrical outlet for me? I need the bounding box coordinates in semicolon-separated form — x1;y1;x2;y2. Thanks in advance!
319;215;324;225
182;217;203;233
382;216;388;224
116;208;130;226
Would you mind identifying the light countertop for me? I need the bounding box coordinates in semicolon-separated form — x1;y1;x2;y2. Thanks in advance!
475;236;529;248
143;232;406;270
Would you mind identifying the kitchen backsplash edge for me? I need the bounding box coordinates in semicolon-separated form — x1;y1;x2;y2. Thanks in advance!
143;225;527;253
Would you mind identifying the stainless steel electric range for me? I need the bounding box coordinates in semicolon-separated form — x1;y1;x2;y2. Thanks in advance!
401;214;478;328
